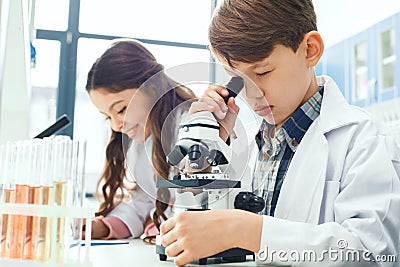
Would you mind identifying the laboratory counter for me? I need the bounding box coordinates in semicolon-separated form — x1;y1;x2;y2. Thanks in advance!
90;238;261;267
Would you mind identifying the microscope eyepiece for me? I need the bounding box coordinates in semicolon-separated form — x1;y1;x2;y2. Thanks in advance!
188;144;203;169
188;144;202;161
223;76;244;103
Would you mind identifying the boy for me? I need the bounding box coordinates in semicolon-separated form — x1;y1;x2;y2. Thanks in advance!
160;0;400;266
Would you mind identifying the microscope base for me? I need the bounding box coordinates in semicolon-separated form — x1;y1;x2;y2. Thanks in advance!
156;244;254;265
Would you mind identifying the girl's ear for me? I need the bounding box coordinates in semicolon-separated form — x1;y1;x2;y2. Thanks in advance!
303;31;324;67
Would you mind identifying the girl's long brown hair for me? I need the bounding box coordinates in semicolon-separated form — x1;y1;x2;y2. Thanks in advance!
86;39;196;227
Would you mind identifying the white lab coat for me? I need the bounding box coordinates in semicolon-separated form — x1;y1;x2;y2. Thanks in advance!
108;136;156;238
256;76;400;266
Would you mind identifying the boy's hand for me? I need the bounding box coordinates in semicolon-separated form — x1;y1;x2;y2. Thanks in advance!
189;84;240;142
160;210;232;266
160;209;263;266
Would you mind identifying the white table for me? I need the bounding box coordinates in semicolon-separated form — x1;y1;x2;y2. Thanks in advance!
89;239;259;267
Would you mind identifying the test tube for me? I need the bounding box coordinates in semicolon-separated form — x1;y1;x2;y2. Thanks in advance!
9;141;31;259
68;140;87;261
0;142;17;258
53;136;72;263
23;139;43;260
37;138;54;261
71;140;86;208
0;144;4;237
0;144;4;205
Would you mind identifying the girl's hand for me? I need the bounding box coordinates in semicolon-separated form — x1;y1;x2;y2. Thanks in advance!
188;84;240;142
82;218;110;239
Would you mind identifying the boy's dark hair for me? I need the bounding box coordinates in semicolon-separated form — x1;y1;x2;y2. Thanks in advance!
209;0;317;66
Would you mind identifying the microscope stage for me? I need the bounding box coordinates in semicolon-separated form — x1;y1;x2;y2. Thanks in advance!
156;179;241;189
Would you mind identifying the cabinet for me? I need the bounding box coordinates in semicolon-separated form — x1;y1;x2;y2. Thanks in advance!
317;12;399;108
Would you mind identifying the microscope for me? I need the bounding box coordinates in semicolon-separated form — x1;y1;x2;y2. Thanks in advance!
155;77;265;265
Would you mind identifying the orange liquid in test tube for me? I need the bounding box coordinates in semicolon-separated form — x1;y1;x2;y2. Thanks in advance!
54;180;68;263
24;186;41;260
9;184;29;259
0;188;15;258
38;185;53;261
38;138;54;261
52;136;72;263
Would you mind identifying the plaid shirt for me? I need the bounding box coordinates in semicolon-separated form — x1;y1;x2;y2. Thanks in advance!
253;87;324;216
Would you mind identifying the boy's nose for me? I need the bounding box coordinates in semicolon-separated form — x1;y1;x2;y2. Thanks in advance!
245;84;265;99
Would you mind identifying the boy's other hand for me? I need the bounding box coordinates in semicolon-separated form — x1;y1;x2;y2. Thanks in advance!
160;210;232;266
160;209;262;266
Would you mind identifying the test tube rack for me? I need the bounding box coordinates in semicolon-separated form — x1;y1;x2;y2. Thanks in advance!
0;202;94;267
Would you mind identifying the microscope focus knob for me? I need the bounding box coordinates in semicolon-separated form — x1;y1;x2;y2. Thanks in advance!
234;192;265;213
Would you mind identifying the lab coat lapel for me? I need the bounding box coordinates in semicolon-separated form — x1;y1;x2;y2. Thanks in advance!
274;121;328;224
273;76;358;223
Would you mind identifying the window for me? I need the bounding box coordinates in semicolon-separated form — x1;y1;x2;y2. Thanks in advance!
380;28;396;90
30;39;60;137
34;0;69;31
146;44;210;70
74;38;115;193
79;0;211;45
353;41;368;100
146;44;211;96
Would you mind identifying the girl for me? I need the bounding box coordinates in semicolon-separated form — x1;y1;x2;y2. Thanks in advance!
85;39;197;239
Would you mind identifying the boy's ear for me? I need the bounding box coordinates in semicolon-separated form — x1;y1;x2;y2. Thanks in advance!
304;31;324;67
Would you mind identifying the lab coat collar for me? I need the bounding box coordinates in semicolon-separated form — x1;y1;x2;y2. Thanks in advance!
317;75;363;134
